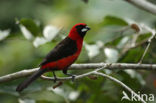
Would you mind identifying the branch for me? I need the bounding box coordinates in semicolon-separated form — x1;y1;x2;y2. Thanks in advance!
125;0;156;15
0;64;147;103
42;66;146;103
0;68;38;83
0;63;156;83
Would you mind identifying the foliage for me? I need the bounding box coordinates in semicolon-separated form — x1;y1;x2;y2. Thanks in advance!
19;18;41;37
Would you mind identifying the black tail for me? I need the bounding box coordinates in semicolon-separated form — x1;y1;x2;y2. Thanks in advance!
16;69;46;92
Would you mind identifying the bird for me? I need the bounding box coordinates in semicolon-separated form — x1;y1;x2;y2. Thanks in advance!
16;23;90;92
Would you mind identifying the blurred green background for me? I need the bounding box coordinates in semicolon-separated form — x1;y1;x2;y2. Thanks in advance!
0;0;156;103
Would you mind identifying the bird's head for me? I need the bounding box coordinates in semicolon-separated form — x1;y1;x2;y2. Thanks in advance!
68;23;90;40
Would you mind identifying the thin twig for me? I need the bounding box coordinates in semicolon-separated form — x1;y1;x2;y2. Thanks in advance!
125;0;156;15
94;72;146;103
138;30;156;64
138;42;151;64
119;37;148;57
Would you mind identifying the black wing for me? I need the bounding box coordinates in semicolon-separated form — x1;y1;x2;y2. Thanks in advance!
40;37;77;66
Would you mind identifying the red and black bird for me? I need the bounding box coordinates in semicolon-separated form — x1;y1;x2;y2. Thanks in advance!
16;23;90;92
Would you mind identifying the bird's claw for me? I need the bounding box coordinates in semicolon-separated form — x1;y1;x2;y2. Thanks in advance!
71;75;76;82
54;77;57;83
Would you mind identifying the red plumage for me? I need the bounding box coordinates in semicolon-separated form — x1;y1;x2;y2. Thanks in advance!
16;23;90;92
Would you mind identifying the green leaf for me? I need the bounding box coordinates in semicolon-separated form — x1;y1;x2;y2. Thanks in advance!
136;33;152;43
105;36;123;47
101;16;128;27
19;18;41;37
119;47;144;63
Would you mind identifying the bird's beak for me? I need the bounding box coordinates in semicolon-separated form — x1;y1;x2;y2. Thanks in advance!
81;26;91;32
86;26;90;31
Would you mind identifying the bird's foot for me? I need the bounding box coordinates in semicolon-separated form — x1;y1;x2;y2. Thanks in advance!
71;75;76;82
54;77;57;83
62;70;76;82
